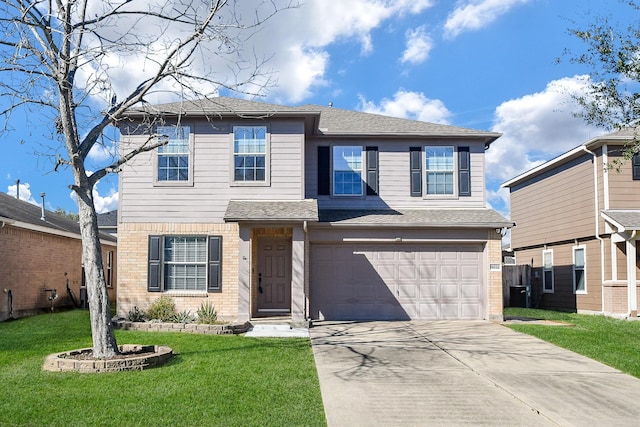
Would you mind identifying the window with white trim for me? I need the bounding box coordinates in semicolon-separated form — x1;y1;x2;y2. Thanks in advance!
106;250;114;288
542;249;554;293
333;146;363;196
573;246;586;294
425;146;454;195
157;126;190;182
233;126;267;182
148;235;222;292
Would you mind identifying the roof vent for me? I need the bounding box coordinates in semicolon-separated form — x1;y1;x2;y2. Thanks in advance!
40;192;46;221
328;102;333;108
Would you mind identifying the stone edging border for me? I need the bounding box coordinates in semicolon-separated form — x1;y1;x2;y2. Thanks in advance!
43;344;173;373
112;319;252;335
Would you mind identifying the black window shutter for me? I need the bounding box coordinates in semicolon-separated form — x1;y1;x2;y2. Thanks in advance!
208;236;222;292
458;146;471;196
410;147;422;197
633;153;640;180
366;146;378;195
148;236;162;292
318;146;331;195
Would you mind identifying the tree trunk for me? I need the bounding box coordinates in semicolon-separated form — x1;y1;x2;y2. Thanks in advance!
75;184;119;358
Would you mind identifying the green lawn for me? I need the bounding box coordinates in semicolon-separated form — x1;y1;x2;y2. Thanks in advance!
0;310;326;427
505;307;640;378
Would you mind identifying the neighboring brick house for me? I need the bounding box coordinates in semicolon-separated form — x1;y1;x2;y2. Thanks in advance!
117;97;511;323
0;193;117;321
502;128;640;317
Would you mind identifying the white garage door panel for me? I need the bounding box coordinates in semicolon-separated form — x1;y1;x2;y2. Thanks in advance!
310;243;485;320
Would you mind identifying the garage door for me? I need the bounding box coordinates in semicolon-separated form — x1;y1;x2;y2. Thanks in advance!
310;243;484;320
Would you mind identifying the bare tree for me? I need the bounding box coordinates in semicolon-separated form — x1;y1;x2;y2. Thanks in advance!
0;0;294;358
565;1;640;158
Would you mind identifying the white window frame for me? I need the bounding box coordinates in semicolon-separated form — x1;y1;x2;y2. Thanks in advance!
155;125;193;186
332;145;364;197
106;250;114;288
542;249;554;293
232;125;270;186
573;245;587;294
163;236;208;292
425;146;455;196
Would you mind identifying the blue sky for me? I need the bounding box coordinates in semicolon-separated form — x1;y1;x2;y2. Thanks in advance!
0;0;630;217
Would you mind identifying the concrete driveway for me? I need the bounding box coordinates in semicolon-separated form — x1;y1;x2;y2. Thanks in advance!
310;321;640;426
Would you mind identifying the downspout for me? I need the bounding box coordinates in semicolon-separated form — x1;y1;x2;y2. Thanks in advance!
303;220;309;321
582;146;606;314
628;230;638;317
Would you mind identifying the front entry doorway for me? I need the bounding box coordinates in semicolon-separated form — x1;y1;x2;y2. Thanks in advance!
256;238;292;316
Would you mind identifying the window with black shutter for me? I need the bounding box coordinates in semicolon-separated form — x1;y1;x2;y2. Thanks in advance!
366;146;378;195
410;147;422;197
318;146;330;195
147;235;222;292
458;146;471;196
633;153;640;180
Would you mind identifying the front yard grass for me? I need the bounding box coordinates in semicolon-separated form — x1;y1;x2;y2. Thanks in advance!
504;307;640;379
0;310;326;427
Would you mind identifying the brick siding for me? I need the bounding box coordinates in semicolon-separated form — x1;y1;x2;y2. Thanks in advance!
487;231;504;321
117;222;239;321
0;224;117;321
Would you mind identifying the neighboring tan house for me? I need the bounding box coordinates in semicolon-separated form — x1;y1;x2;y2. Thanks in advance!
117;97;511;323
502;128;640;318
97;209;118;237
0;193;117;321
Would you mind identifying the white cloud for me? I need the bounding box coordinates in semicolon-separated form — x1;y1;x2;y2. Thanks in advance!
7;182;39;205
401;26;433;65
359;90;452;124
93;188;118;214
88;141;118;163
444;0;530;39
69;174;118;214
486;75;607;183
74;1;437;107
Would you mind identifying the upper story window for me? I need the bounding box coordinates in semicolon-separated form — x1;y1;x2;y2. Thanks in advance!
157;126;190;182
425;146;454;195
333;146;363;196
410;146;471;198
234;126;267;182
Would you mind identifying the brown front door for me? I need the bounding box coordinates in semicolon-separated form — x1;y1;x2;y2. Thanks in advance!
257;238;292;315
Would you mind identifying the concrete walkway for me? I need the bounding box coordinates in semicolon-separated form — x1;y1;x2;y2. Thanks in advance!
310;321;640;426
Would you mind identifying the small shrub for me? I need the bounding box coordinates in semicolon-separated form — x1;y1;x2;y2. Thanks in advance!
173;310;194;323
196;301;218;324
127;306;146;322
146;295;177;322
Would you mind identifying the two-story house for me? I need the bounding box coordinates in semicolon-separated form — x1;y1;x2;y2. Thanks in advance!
502;128;640;318
117;97;511;323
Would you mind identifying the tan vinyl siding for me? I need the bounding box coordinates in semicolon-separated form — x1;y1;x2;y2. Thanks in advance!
305;138;486;209
606;146;640;209
515;239;602;313
119;118;305;223
510;154;595;249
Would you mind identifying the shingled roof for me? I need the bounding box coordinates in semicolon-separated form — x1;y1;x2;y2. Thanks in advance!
0;192;116;242
126;97;501;141
317;208;513;228
601;210;640;231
